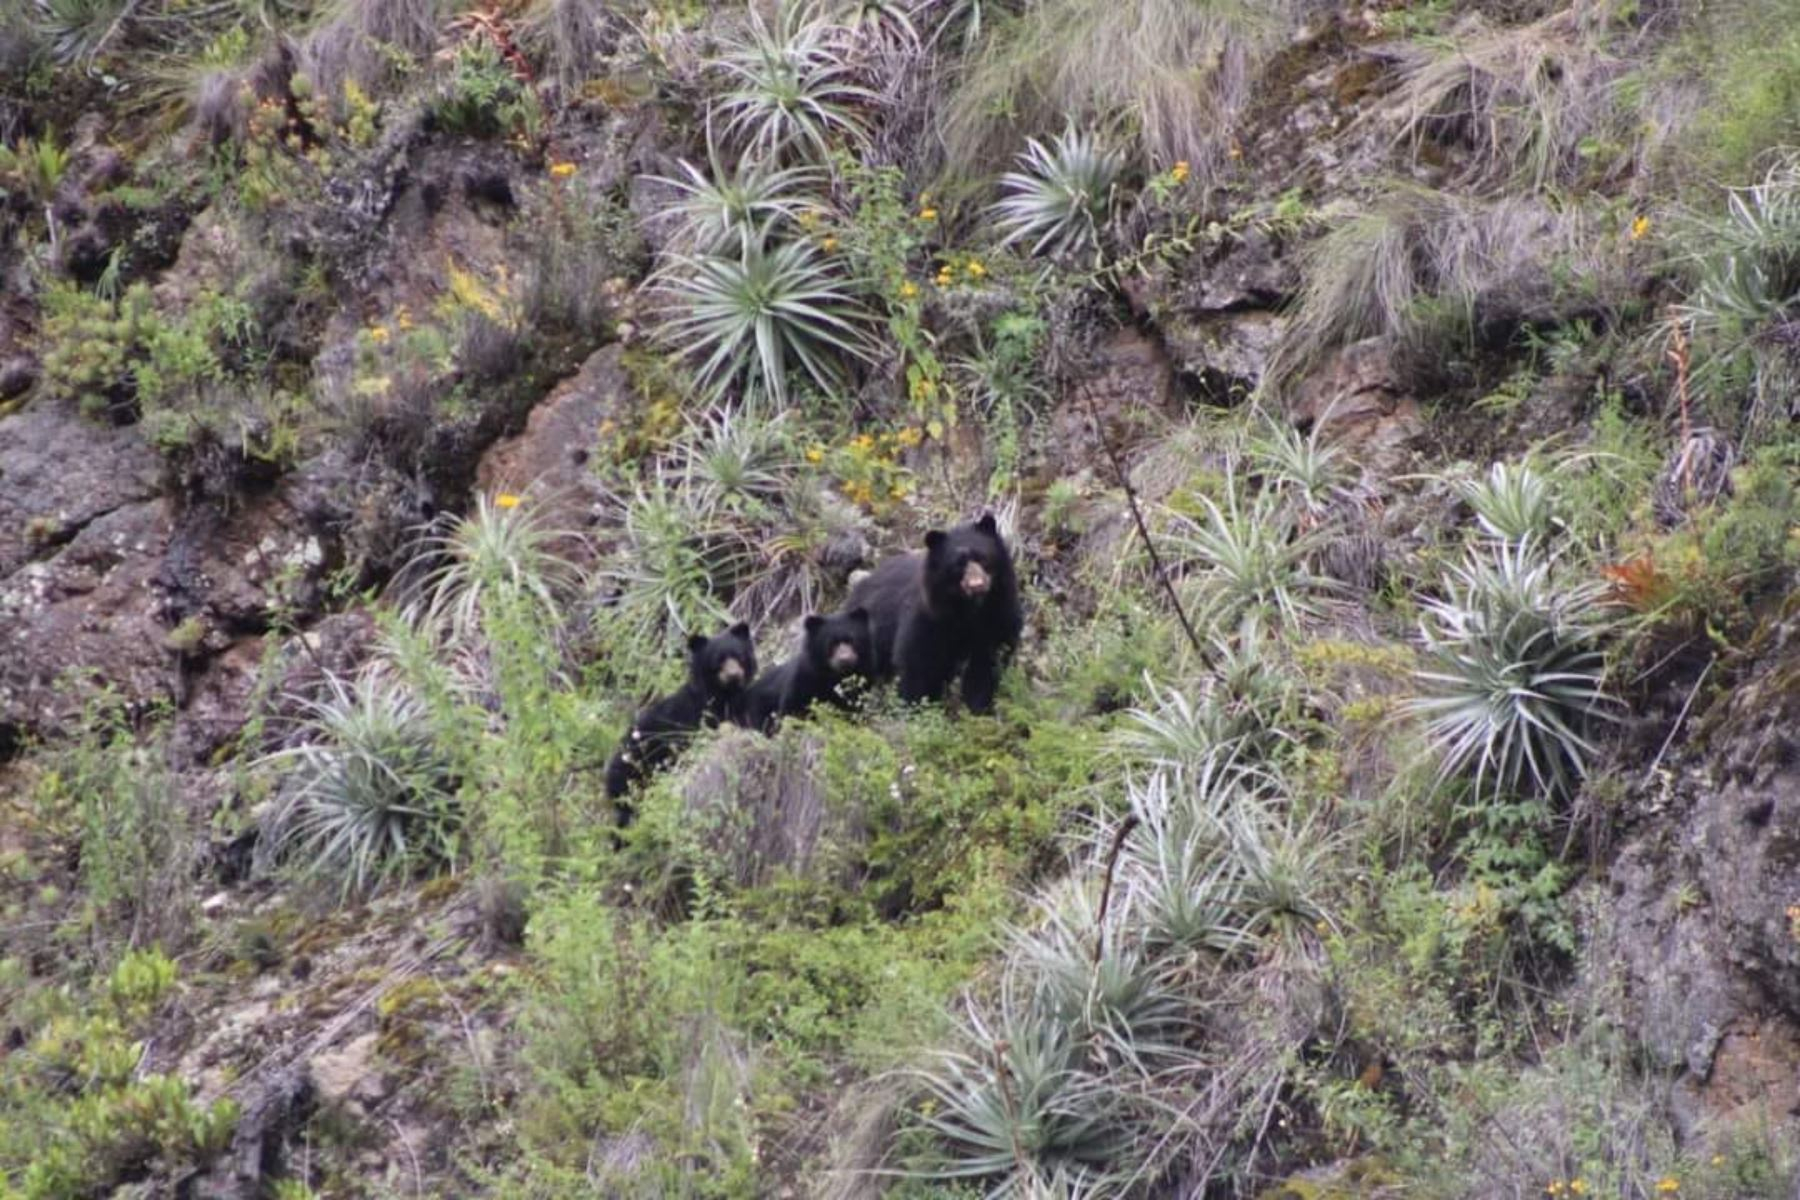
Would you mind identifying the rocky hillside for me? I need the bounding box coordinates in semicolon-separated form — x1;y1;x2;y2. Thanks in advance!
3;0;1799;1196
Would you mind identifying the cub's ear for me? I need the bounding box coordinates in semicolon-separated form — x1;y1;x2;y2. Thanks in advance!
847;606;870;623
729;621;751;639
803;614;825;632
975;512;998;534
924;529;947;553
687;633;711;653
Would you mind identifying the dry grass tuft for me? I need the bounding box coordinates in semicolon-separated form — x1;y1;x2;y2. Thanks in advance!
940;0;1304;178
1377;2;1634;191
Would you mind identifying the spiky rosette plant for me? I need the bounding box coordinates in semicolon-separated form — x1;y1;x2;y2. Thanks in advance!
992;127;1124;258
1409;538;1618;801
256;667;458;899
646;147;827;256
713;1;875;162
655;231;877;403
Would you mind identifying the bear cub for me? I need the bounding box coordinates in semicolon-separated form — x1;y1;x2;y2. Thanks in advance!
847;513;1021;713
605;622;757;811
742;607;874;733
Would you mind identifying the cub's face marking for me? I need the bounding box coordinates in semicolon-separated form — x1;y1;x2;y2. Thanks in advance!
828;641;860;673
716;656;747;689
960;560;992;597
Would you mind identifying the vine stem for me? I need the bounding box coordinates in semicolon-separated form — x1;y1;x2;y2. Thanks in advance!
1077;379;1206;659
1093;813;1141;963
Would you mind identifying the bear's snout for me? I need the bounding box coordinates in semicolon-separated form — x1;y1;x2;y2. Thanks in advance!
717;657;747;687
829;642;860;672
960;561;991;597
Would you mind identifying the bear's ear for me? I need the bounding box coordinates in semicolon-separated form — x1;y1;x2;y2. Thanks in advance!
729;621;751;640
687;632;711;653
975;512;998;534
803;614;825;632
847;606;870;624
924;529;947;553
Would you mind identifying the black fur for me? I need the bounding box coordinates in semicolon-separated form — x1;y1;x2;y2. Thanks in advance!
604;623;757;815
742;608;874;733
846;514;1022;713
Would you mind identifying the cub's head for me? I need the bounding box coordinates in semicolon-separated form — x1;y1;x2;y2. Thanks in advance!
923;513;1011;607
803;608;873;679
687;621;756;696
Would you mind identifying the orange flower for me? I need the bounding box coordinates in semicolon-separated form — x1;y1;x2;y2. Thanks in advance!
549;161;577;178
1630;214;1652;241
495;493;521;509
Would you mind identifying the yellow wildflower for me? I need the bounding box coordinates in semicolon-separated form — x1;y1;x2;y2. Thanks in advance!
918;207;939;221
549;161;577;178
1710;1156;1725;1167
804;445;825;464
853;433;875;450
889;484;907;499
1171;160;1191;183
1655;1179;1679;1194
966;259;987;278
1546;1183;1564;1197
1631;214;1652;241
898;280;919;300
495;493;521;509
395;305;415;331
1568;1181;1588;1196
797;210;818;229
369;325;391;343
896;426;923;448
820;235;839;252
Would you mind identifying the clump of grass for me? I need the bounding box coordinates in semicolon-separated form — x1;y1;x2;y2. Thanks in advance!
256;667;459;899
1379;4;1632;191
991;127;1124;260
940;0;1298;175
1409;538;1617;801
1271;186;1589;384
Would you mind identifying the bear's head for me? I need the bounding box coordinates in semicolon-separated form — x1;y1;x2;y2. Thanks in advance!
802;607;873;678
687;622;757;696
922;514;1012;611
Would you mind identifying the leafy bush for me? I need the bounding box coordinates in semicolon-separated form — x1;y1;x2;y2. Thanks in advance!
1409;539;1617;801
991;127;1123;260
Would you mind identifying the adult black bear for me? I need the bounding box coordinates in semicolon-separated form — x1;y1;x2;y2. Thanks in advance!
604;622;757;812
742;607;874;733
847;514;1022;713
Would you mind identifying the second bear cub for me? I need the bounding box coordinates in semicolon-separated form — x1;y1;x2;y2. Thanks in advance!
742;608;874;733
605;622;757;811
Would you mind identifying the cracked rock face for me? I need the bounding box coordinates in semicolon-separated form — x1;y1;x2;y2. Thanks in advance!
0;397;164;579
